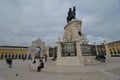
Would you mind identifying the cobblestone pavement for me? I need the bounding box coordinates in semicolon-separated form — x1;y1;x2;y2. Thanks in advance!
0;58;120;80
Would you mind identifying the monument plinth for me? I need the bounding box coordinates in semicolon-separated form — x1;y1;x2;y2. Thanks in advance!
63;19;82;42
56;19;84;65
56;6;90;65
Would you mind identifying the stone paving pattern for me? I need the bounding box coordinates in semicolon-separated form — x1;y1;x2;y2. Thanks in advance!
0;58;120;80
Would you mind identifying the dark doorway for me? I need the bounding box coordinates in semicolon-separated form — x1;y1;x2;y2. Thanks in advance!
22;54;24;59
8;54;11;58
19;55;21;59
12;54;14;59
5;54;7;59
25;54;27;59
1;54;3;59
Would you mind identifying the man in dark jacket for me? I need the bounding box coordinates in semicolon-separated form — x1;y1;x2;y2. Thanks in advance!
8;57;12;68
37;60;44;72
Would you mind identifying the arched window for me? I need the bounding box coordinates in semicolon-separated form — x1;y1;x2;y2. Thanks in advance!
22;54;24;59
8;54;11;58
110;52;113;55
114;51;117;54
118;49;120;54
110;49;113;55
25;54;27;59
5;54;7;59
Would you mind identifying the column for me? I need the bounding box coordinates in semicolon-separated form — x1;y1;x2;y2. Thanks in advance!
94;42;99;55
57;41;61;59
104;41;111;60
76;41;84;65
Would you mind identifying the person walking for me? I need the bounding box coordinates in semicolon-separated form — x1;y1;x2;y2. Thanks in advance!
8;57;12;68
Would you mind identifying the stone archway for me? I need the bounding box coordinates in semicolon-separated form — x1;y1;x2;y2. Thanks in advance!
34;47;41;59
28;39;46;59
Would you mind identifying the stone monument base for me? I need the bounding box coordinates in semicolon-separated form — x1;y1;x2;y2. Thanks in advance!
83;56;101;65
56;57;84;65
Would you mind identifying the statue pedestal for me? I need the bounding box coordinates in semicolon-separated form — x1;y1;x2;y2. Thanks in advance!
63;19;82;42
56;41;84;65
56;20;84;65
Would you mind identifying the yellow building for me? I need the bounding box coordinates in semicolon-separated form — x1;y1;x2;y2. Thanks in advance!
108;41;120;57
0;46;28;59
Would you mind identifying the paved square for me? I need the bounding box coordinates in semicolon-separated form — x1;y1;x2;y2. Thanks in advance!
0;58;120;80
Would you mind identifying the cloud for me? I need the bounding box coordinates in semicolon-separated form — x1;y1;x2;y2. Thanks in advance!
0;0;120;46
80;0;120;44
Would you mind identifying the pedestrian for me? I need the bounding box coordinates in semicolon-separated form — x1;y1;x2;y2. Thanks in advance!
40;60;44;68
8;57;12;68
37;59;44;72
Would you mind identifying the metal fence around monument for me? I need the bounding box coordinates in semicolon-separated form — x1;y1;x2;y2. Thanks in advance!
80;44;97;56
61;42;77;57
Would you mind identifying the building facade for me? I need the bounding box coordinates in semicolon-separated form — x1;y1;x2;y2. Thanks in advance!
0;46;28;59
107;41;120;57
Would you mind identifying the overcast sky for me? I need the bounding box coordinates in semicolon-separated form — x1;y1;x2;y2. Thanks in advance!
0;0;120;46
